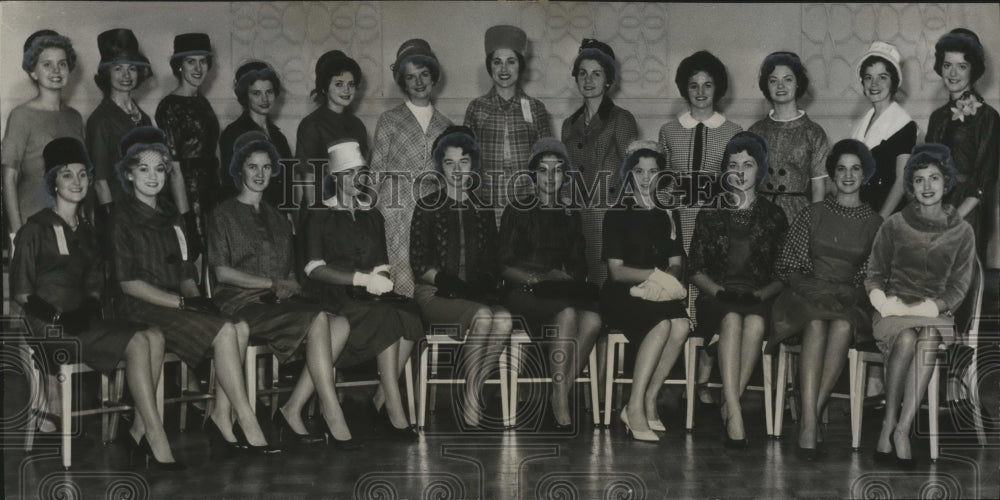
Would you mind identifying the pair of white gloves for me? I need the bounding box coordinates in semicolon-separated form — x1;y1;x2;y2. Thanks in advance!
353;264;394;295
868;289;940;318
630;268;687;302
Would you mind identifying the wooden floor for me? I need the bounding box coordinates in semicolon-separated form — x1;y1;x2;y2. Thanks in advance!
4;372;997;500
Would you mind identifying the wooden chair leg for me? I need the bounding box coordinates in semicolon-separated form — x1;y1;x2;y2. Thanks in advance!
404;357;416;427
602;339;616;427
685;339;696;431
588;347;600;427
60;364;73;470
179;365;189;432
773;348;786;438
850;351;865;451
498;345;510;429
418;346;429;429
929;362;940;462
246;348;258;416
507;340;523;428
762;343;774;437
270;354;280;419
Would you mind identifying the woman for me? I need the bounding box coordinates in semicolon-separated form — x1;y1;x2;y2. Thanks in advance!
410;126;513;427
659;50;744;406
601;140;690;442
925;28;999;263
295;50;368;209
154;33;219;242
12;137;180;470
499;137;602;428
3;30;84;237
219;61;292;205
464;25;552;226
688;131;788;447
110;126;278;454
851;41;917;218
303;139;423;438
561;38;637;289
866;143;976;469
770;139;883;457
370;39;452;298
749;51;830;223
208;131;356;447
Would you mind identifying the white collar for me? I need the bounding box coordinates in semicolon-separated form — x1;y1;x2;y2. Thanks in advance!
322;195;371;210
678;111;726;129
850;101;913;149
768;109;806;122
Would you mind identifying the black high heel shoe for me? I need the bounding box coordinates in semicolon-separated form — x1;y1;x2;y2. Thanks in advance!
721;416;748;450
379;410;418;441
233;421;283;455
205;417;244;453
324;429;363;450
274;408;324;445
137;436;186;471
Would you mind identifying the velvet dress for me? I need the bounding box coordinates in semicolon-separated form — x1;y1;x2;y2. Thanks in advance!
154;94;221;217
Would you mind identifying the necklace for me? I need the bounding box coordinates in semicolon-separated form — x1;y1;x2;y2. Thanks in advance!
114;98;142;125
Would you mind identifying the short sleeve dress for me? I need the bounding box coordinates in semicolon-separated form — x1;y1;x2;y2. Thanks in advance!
154;94;221;216
769;199;882;352
207;198;315;364
748;111;830;222
498;199;597;338
11;209;145;373
600;201;687;343
111;195;230;367
687;197;788;339
302;202;424;366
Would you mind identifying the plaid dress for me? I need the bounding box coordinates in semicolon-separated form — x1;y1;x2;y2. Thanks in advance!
561;97;637;288
370;102;452;297
464;87;552;228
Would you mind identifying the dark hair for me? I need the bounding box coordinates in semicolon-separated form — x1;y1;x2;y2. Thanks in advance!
234;64;281;108
23;33;77;75
432;126;481;173
619;148;666;186
858;55;900;97
825;139;876;185
573;48;616;87
485;50;526;78
393;56;441;94
721;131;769;187
94;62;152;97
903;143;959;197
758;52;809;102
43;163;94;198
312;55;361;106
675;50;729;103
229;139;281;192
169;54;214;79
934;28;986;84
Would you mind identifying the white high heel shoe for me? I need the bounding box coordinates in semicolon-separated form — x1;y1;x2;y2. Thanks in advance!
620;406;659;442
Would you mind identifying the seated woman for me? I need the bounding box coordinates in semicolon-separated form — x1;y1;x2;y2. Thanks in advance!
109;126;278;454
689;131;788;448
208;131;355;447
12;137;180;470
769;139;883;458
499;137;602;428
601;140;690;442
409;126;513;428
302;139;423;439
866;143;976;469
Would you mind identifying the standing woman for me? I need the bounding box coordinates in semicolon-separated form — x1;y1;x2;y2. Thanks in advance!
688;132;788;447
155;33;219;244
850;42;917;218
769;139;883;457
749;51;830;223
370;39;452;297
295;50;368;208
464;25;552;227
209;131;356;446
410;126;513;427
12;137;180;469
110;126;278;454
219;61;292;205
561;38;637;289
499;138;602;428
866;144;976;468
601;140;690;442
925;28;999;263
303;140;423;438
3;30;84;237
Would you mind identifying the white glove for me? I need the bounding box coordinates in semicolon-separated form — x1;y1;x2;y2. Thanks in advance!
648;268;687;300
868;289;888;315
907;299;940;318
366;273;394;295
880;296;909;317
630;280;670;302
352;272;372;287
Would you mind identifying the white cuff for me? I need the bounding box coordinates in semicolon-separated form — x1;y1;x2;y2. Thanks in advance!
304;259;326;277
373;264;392;275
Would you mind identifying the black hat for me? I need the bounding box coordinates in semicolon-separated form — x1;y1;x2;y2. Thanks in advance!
43;137;91;175
573;38;617;85
315;50;361;90
171;33;213;61
97;28;150;68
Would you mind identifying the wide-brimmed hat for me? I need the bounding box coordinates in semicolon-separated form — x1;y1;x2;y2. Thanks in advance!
171;33;213;61
485;25;527;56
97;28;150;68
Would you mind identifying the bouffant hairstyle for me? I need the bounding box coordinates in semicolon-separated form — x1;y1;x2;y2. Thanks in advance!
393;56;441;94
234;61;282;108
431;126;481;174
22;30;77;75
758;51;809;102
933;28;986;85
311;51;361;106
94;63;152;97
903;143;959;197
721;131;770;187
825;139;877;185
675;50;729;103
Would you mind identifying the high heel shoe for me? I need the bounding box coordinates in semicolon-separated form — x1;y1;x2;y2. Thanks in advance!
620;407;659;442
137;437;186;471
324;429;363;450
233;421;282;455
647;418;666;432
205;417;244;453
721;415;748;450
380;411;418;441
274;408;324;445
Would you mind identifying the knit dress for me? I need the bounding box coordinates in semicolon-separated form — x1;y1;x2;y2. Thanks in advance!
748;110;830;222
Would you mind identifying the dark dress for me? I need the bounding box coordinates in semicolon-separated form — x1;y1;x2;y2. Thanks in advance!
218;112;292;205
303;202;423;367
768;200;882;352
600;201;687;343
498;199;597;338
111;196;230;367
11;209;145;374
409;191;501;337
154;94;221;217
86;97;152;203
925;93;1000;260
688;197;788;339
207;198;314;364
295;106;369;164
